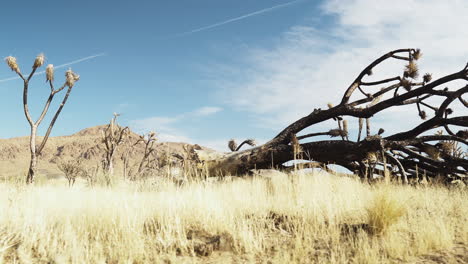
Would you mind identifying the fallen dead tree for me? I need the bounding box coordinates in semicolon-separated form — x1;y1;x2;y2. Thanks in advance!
196;49;468;182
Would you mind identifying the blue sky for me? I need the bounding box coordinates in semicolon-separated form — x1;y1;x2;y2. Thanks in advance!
1;0;467;151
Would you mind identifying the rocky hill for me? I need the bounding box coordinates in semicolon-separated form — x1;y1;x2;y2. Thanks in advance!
0;125;211;179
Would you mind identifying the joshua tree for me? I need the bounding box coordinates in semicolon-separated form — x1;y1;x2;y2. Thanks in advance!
196;49;467;182
5;54;80;183
101;113;129;175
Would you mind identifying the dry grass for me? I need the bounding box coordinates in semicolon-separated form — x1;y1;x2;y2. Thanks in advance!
0;172;466;263
366;190;407;235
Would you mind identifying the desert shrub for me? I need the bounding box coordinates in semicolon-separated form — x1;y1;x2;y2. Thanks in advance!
82;164;118;187
82;164;99;187
98;171;117;187
57;159;83;187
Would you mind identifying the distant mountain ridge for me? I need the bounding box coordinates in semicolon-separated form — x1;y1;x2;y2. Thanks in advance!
0;125;211;179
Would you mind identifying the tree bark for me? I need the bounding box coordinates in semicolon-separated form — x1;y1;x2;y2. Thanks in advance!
107;159;114;175
198;138;382;176
26;126;37;184
103;152;115;175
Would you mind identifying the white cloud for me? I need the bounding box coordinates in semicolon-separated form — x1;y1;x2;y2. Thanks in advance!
192;106;223;116
218;0;468;135
195;139;231;152
128;105;268;152
131;116;179;134
129;106;224;147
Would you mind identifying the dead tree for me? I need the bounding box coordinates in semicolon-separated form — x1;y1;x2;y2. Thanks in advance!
123;131;158;180
196;49;468;182
134;132;158;177
57;159;82;187
5;54;80;183
101;113;129;175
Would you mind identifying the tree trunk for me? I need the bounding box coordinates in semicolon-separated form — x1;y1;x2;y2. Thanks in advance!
197;138;381;176
122;156;128;180
26;126;37;184
106;154;114;175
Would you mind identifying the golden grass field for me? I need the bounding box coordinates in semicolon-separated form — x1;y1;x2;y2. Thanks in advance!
0;172;467;264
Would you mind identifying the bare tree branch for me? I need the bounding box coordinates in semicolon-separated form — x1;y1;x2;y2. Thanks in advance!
193;49;467;183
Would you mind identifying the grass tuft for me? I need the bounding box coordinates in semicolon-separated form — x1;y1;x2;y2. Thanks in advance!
366;189;407;235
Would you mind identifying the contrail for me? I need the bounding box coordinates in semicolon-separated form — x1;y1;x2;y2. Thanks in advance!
0;53;106;83
50;53;106;70
168;0;303;38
